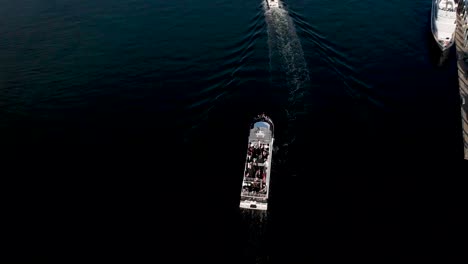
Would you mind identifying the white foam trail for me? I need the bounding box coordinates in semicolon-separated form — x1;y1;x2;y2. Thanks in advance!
264;0;310;121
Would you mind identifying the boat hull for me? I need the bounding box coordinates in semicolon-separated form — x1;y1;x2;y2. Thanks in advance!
431;0;457;51
239;114;274;211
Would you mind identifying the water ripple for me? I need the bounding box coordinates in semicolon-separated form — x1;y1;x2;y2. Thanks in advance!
185;3;265;126
288;8;382;107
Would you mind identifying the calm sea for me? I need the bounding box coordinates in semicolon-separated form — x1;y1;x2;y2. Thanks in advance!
1;0;466;262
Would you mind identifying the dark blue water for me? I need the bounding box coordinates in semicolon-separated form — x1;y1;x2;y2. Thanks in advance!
2;0;466;263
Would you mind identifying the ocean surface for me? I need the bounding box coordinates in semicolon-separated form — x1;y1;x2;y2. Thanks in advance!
2;0;466;262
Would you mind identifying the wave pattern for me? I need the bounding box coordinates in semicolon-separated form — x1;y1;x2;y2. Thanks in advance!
287;8;382;107
264;3;310;123
185;5;266;130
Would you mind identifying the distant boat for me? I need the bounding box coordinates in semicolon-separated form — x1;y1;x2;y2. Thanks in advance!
431;0;458;51
265;0;281;9
239;114;274;210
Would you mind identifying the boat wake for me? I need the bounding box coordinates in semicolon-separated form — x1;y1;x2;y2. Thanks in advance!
264;1;310;120
263;0;310;173
288;8;379;105
182;7;266;142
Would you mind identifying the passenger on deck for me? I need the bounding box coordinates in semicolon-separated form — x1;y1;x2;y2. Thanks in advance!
246;162;254;178
256;146;261;157
255;169;261;178
252;179;260;192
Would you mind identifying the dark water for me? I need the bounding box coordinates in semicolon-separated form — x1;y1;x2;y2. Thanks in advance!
2;0;466;262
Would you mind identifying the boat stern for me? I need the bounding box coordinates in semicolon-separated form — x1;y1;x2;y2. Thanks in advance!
239;198;267;210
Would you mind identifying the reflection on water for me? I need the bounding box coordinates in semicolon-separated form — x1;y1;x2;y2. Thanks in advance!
427;24;453;67
429;40;455;67
432;47;451;66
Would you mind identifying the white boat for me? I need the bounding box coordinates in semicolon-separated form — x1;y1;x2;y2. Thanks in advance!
265;0;281;9
431;0;458;51
239;114;274;210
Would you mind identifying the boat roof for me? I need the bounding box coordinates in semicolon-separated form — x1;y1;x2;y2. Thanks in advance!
249;124;273;144
266;0;280;8
434;0;457;40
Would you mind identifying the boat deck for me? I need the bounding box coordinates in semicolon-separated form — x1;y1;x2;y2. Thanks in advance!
240;124;274;210
454;10;468;160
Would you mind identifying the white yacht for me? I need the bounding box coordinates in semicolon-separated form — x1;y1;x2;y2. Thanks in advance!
265;0;281;9
431;0;458;51
239;114;274;210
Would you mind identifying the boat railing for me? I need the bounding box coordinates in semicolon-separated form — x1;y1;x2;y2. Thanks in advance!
242;178;266;185
245;162;267;167
241;190;267;197
240;194;267;201
243;177;261;181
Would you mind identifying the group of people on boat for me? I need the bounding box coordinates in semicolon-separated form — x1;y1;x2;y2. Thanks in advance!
246;141;269;164
242;141;269;194
243;164;267;194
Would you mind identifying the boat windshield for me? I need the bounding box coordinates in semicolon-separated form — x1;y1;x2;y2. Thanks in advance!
254;121;270;130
